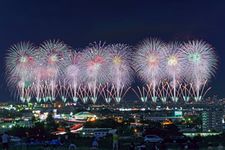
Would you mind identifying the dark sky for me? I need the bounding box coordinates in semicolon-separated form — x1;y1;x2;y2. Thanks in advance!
0;0;225;101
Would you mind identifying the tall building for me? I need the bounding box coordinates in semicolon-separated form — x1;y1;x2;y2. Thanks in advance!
202;107;223;132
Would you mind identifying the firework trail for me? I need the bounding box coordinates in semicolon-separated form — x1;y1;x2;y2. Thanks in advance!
81;42;110;103
132;86;149;103
6;42;37;102
79;86;89;104
5;39;218;104
36;40;69;102
180;40;217;101
65;51;83;102
99;82;114;103
163;42;184;102
133;38;166;102
108;44;133;103
157;81;170;103
180;83;192;102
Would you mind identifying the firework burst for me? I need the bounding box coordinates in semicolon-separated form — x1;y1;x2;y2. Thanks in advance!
180;40;217;101
81;42;110;103
163;42;184;102
6;42;38;102
65;51;83;102
35;40;69;101
108;43;133;103
5;39;218;104
133;38;166;102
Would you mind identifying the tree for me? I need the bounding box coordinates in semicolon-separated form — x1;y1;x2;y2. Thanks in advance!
31;115;37;124
45;112;58;132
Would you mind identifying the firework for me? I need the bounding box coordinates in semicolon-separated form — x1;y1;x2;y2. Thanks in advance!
65;51;83;102
99;83;114;103
132;86;149;103
157;82;170;103
180;40;217;101
81;42;110;103
133;38;166;102
5;38;218;104
35;40;69;101
163;42;184;102
108;44;132;103
6;42;38;102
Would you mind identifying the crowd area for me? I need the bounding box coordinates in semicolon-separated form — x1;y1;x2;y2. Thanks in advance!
1;131;225;150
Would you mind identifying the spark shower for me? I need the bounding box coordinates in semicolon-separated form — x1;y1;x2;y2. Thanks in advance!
5;38;217;104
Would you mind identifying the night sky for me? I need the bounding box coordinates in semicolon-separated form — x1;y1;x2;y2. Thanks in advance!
0;0;225;101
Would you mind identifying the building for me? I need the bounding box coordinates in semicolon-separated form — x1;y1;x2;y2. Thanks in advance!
74;112;97;120
202;107;223;132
